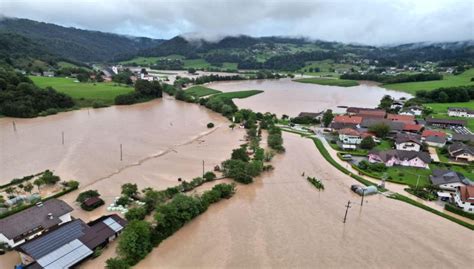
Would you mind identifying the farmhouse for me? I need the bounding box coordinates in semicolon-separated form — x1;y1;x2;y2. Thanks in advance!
422;130;447;148
426;117;466;128
447;107;474;118
17;214;127;268
368;150;431;168
400;106;423;116
331;115;362;130
357;109;386;119
430;170;472;191
448;142;474;162
0;199;73;248
298;111;324;121
395;133;422;152
453;185;474;212
387;114;416;124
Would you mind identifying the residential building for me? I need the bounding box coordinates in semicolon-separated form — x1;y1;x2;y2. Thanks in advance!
360;118;405;132
422;130;447;148
331;115;362;130
453;185;474;212
447;107;474;118
387;114;416;124
395;133;422;152
368;150;431;168
42;71;54;77
448;142;474;162
17;214;127;268
338;128;364;149
0;199;73;248
357;109;386;119
402;123;423;133
430;170;472;191
426;117;467;128
400;106;423;116
452;133;474;143
298;111;324;121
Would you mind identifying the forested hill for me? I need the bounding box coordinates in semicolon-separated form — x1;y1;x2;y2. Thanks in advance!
0;18;164;62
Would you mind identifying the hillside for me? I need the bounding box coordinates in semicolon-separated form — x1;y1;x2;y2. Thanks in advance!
0;18;164;62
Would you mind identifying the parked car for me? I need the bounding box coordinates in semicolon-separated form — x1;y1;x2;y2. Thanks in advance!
342;154;352;160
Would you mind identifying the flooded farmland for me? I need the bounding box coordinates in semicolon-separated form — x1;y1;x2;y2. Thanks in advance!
0;81;472;269
208;78;411;116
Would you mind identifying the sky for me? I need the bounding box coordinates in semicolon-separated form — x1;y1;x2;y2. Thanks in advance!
1;0;473;45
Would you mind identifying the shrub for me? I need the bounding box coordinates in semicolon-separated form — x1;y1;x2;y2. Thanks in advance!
118;220;153;265
76;190;100;203
207;122;215;128
106;258;130;269
445;203;474;220
125;207;147;221
203;172;216;182
360;136;376;150
116;196;132;206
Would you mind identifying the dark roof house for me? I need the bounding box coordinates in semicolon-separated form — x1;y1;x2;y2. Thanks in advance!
426;117;467;127
430;169;472;187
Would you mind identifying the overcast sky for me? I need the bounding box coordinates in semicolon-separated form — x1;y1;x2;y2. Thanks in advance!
1;0;473;45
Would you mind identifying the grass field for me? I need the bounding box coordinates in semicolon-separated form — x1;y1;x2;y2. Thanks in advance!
212;90;263;100
426;102;474;130
30;76;133;106
383;68;474;94
120;55;185;65
183;59;211;69
184;86;221;97
293;77;359;87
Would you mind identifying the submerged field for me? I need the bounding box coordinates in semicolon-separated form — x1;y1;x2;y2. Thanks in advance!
30;76;133;106
383;69;474;94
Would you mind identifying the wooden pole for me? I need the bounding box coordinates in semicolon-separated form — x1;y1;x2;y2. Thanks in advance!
62;131;64;145
360;190;365;206
12;121;16;132
343;200;351;223
202;160;205;177
120;144;123;161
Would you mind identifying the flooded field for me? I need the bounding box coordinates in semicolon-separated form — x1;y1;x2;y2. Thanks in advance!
208;78;411;116
136;133;473;268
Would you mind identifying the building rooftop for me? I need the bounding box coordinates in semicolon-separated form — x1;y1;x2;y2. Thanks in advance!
422;130;446;138
333;115;363;124
426;117;467;126
0;199;73;240
430;170;469;186
387;114;415;123
395;133;422;145
369;149;432;163
459;185;474;203
338;128;360;136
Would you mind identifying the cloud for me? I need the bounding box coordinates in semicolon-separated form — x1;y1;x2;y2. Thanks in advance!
0;0;472;45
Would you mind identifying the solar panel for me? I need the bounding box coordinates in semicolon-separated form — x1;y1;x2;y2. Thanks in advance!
36;239;93;269
103;217;123;232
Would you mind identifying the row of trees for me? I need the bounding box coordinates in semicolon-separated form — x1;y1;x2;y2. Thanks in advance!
415;85;474;103
115;79;163;105
340;72;442;84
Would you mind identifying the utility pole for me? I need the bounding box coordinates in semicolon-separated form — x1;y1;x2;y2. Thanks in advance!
360;189;365;206
202;160;205;177
415;175;420;190
120;144;123;161
12;121;16;132
61;131;64;145
343;200;351;223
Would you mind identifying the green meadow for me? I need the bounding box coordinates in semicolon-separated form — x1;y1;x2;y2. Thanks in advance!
30;76;133;106
185;86;222;97
293;77;359;87
212;90;263;100
426;102;474;130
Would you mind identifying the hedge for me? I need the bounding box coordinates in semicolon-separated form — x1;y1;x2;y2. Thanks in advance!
445;203;474;220
388;193;474;230
0;171;45;189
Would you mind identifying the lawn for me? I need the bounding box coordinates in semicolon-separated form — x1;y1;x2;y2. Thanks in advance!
212;90;263;100
30;76;133;106
120;55;185;66
293;77;359;87
221;62;238;70
383;68;474;94
184;86;221;97
426;102;474;131
183;59;211;69
57;61;91;70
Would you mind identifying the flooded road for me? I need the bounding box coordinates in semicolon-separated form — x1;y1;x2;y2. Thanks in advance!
136;133;473;268
208;78;411;116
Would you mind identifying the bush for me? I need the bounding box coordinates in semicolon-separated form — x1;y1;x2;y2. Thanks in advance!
116;196;132;206
360;136;376;150
92;100;108;108
118;220;153;265
203;171;216;182
125;207;147;221
445;203;474;220
106;258;130;269
207;122;215;128
76;190;100;203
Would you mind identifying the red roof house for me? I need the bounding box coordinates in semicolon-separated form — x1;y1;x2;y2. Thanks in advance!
422;130;446;138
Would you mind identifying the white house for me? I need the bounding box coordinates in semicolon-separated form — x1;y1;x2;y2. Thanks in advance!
453;185;474;212
368;150;431;169
395;133;422;152
448;142;474;162
338;128;363;149
400;106;423;116
448;107;474;118
0;199;72;248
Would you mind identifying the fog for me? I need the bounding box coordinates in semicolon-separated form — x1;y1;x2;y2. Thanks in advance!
1;0;472;45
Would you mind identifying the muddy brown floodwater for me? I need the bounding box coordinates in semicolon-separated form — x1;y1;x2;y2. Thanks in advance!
208;78;411;116
136;133;473;268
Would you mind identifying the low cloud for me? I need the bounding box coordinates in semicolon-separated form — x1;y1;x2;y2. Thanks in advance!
1;0;472;45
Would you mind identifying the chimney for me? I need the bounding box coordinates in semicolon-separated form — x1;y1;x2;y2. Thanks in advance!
48;213;53;220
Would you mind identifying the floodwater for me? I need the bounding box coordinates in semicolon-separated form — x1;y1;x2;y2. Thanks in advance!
136;133;473;268
208;78;411;116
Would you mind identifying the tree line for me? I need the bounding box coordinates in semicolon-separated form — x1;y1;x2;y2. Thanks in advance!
415;85;474;103
114;79;163;105
340;72;443;84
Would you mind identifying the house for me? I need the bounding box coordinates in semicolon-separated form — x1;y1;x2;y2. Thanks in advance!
387;114;416;124
448;142;474;162
331;115;363;130
17;214;127;268
42;71;55;77
453;185;474;212
452;133;474;143
346;107;374;115
400;106;423;116
0;199;73;248
395;133;422;152
368;150;431;168
360;118;405;132
338;128;363;149
357;109;386;119
430;170;472;191
422;130;447;148
426;117;467;128
298;111;324;121
447;107;474;118
403;123;423;133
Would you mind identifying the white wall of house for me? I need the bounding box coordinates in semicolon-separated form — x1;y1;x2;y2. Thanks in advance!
439;182;465;191
454;191;474;212
448;111;474;118
0;233;25;248
453;153;474;162
425;141;446;148
339;134;362;145
395;142;421;152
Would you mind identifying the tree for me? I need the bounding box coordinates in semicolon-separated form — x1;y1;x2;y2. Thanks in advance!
369;123;391;138
76;73;89;82
76;190;100;203
207;122;214;128
23;182;34;193
121;183;138;198
203;171;216;182
39;170;60;185
231;147;250;162
117;220;153;265
33;178;44;191
378;95;393;111
125;207;147;221
322;109;334;127
188;68;196;74
360;136;376;149
4;186;15;195
106;258;130;269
